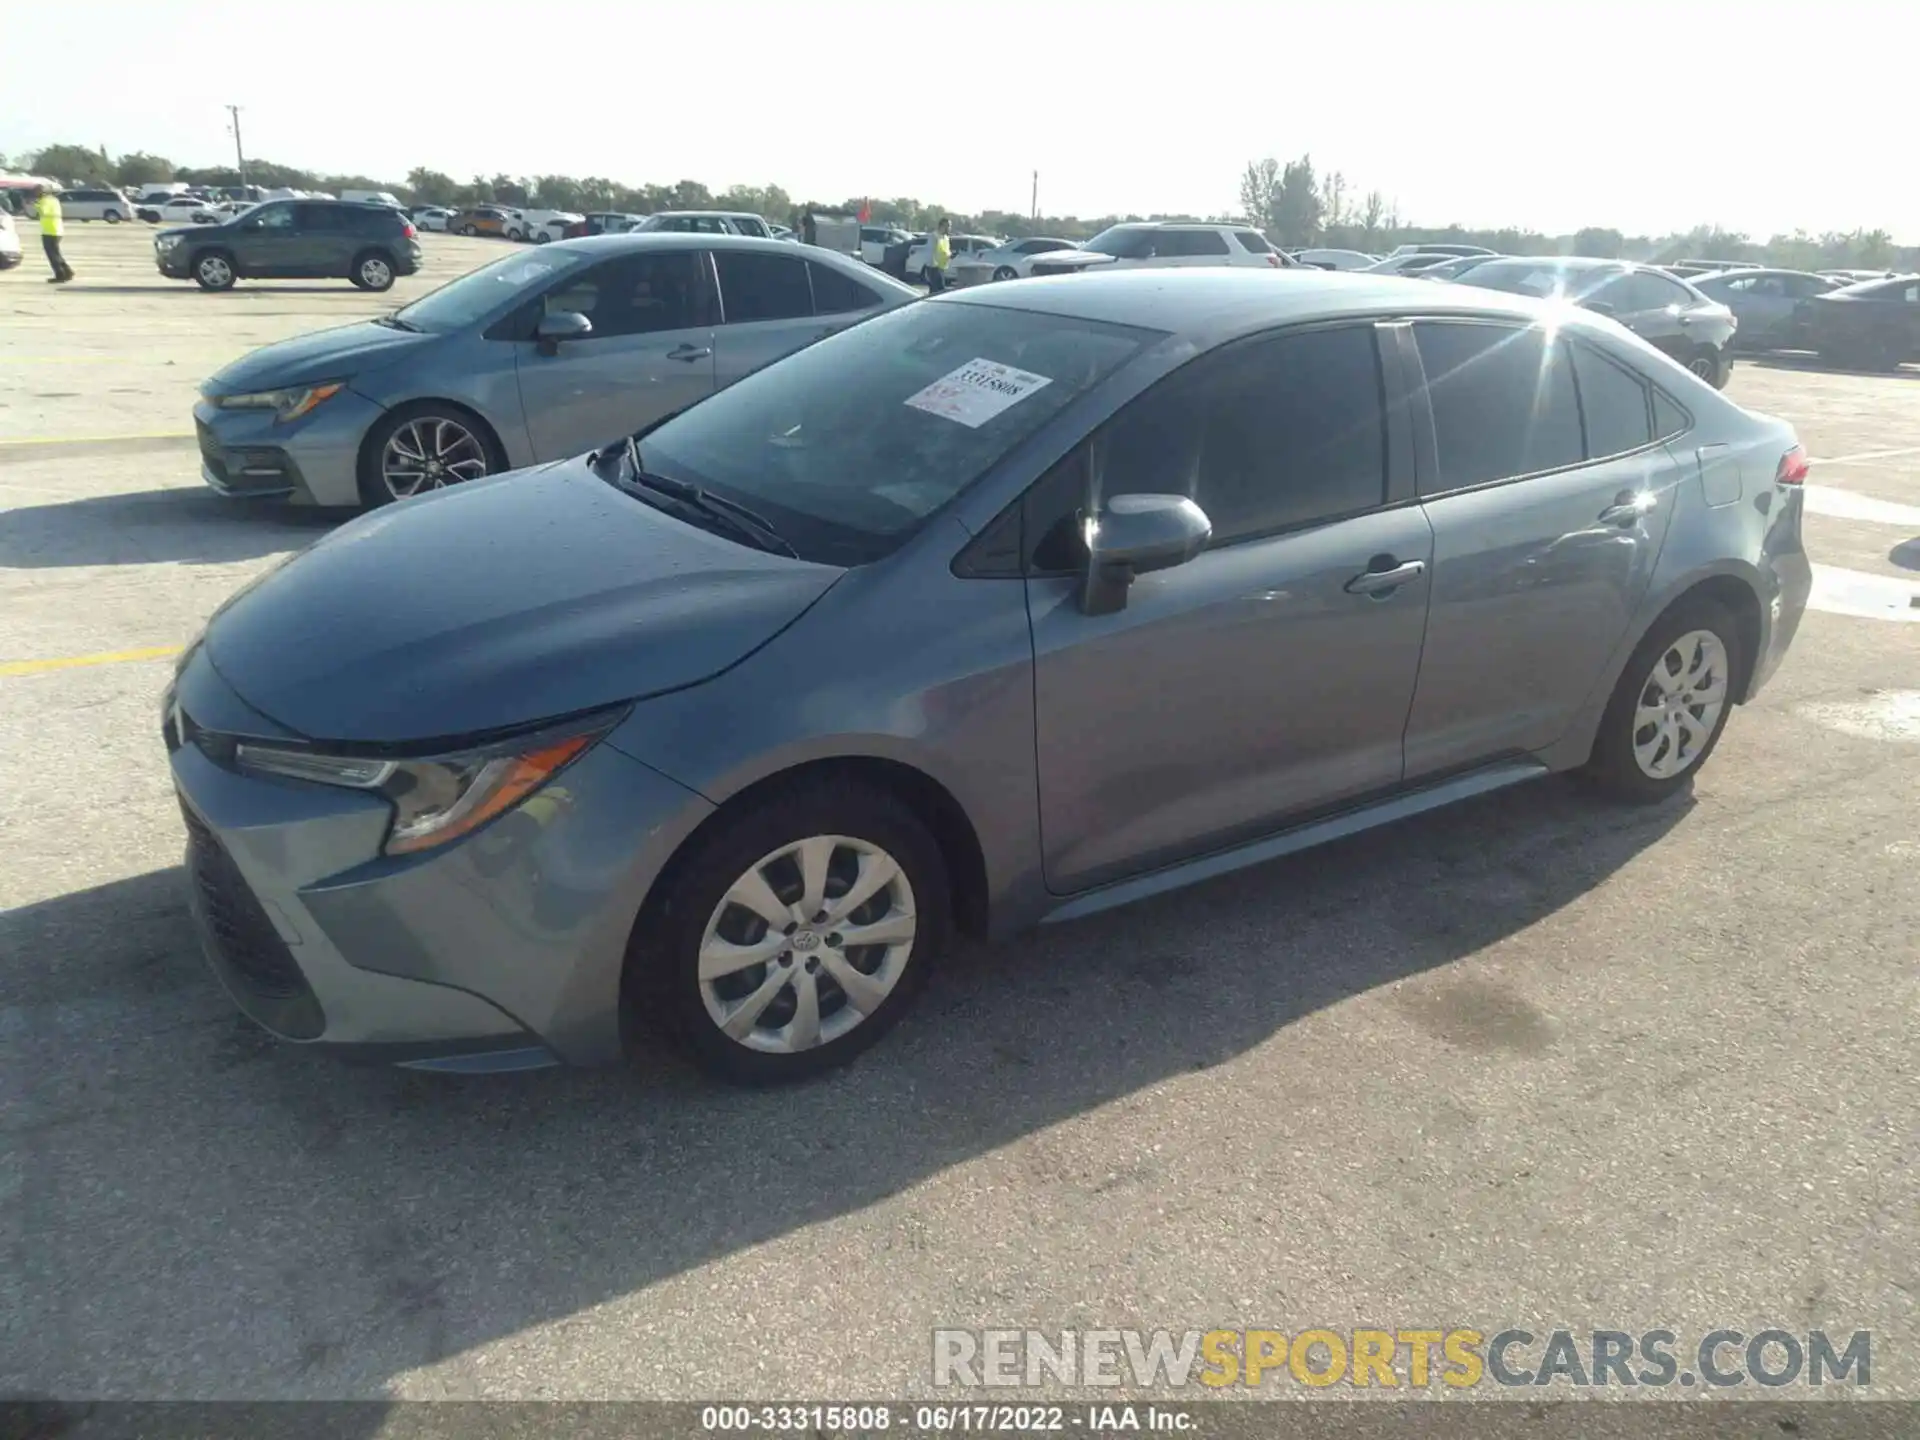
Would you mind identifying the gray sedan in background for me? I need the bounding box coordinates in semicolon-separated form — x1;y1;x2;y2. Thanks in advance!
165;271;1809;1085
191;234;916;509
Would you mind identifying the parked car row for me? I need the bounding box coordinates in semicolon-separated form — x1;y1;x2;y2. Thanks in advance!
168;261;1812;1082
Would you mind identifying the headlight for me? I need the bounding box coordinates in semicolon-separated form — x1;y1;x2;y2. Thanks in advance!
233;713;617;856
215;382;345;423
157;233;184;250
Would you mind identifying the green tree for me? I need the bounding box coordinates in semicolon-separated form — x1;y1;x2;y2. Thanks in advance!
1238;158;1280;234
113;152;175;187
405;168;460;205
1572;226;1623;258
671;178;713;210
488;173;531;206
27;143;115;183
1268;154;1322;246
533;174;586;210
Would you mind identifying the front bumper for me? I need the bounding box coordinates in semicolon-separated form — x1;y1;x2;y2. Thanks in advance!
165;650;714;1066
193;391;385;507
155;243;192;278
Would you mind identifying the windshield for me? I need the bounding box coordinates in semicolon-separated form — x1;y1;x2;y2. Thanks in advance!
1461;259;1611;300
635;300;1156;566
393;249;589;332
1081;225;1155;259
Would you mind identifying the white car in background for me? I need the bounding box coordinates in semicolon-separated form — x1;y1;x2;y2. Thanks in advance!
0;208;20;269
527;210;586;243
1025;221;1298;276
946;236;1082;284
410;206;455;232
57;187;135;222
1292;247;1377;270
903;232;1001;283
137;195;217;225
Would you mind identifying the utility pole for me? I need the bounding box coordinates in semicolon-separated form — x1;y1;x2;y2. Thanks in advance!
225;105;249;190
1031;170;1038;221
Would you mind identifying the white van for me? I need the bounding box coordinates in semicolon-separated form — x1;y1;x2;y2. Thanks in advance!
339;190;403;209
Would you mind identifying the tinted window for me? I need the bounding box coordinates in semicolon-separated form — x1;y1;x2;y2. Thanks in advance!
1571;343;1652;458
1462;260;1612;300
1157;229;1230;257
1653;390;1690;442
293;204;344;231
807;261;880;315
1414;322;1583;490
250;204;295;229
715;251;812;322
1101;325;1387;542
1600;271;1691;311
542;250;706;337
1233;230;1274;253
1082;225;1156;259
636;303;1149;566
728;216;771;237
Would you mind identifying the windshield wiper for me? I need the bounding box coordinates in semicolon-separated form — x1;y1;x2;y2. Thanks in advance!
618;436;797;557
373;313;422;332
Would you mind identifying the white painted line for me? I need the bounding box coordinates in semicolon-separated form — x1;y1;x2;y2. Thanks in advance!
1808;563;1920;622
1803;485;1920;528
1812;446;1920;467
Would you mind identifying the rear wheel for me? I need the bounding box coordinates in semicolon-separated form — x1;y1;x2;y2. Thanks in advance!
628;780;949;1085
350;249;395;291
1579;598;1743;804
104;209;123;223
459;223;478;237
993;265;1017;282
357;403;502;508
1686;348;1728;389
192;250;236;291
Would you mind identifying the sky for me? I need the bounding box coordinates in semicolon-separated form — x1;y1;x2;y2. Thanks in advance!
2;0;1914;242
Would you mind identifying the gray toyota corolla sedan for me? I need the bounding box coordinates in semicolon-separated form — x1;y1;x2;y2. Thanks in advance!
164;270;1811;1083
190;233;916;509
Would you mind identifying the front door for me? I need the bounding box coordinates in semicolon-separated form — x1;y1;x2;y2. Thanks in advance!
231;201;300;276
513;247;717;461
1590;268;1705;364
710;248;834;390
1400;321;1676;777
1027;322;1433;894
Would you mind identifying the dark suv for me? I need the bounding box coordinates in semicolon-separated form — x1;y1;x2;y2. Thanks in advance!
154;199;423;292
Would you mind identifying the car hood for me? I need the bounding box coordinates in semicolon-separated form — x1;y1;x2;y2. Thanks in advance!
203;320;438;394
201;457;844;745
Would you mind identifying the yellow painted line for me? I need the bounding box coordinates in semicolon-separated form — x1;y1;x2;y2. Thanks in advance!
0;645;182;678
0;431;194;447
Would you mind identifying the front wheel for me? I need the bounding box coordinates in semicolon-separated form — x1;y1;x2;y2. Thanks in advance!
357;404;501;508
193;250;236;291
459;223;478;237
532;229;551;244
993;266;1017;282
1579;599;1743;804
104;209;123;223
629;780;949;1084
1685;348;1728;389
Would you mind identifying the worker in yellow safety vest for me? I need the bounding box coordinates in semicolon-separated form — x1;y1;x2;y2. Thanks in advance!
32;187;74;284
928;217;952;293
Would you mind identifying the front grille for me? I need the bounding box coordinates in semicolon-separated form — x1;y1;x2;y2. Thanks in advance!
182;804;315;1015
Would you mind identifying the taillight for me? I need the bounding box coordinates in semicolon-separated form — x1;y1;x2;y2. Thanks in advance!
402;221;417;238
1776;444;1809;486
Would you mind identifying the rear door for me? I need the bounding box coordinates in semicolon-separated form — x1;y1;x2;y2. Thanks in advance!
710;248;828;387
513;247;718;460
1590;269;1699;363
1400;320;1677;777
1026;321;1433;893
291;204;353;276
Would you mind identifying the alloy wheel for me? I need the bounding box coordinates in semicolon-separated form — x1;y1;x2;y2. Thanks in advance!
1687;354;1715;380
380;417;490;498
198;256;232;288
359;256;393;289
1631;629;1728;779
697;835;917;1054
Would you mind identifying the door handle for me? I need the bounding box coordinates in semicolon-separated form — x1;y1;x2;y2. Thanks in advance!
667;344;712;362
1344;558;1426;596
1598;491;1652;526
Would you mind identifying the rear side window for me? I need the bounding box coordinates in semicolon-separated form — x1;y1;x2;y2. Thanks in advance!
1653;391;1690;441
1570;343;1653;458
1100;324;1388;542
1158;229;1231;257
1414;321;1583;491
293;204;345;231
1233;230;1274;253
807;261;880;315
715;250;813;322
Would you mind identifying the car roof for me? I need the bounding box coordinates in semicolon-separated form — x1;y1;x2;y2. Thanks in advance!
942;267;1580;342
540;230;914;282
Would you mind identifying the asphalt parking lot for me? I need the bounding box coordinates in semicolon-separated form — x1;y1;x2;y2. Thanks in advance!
2;224;1918;1403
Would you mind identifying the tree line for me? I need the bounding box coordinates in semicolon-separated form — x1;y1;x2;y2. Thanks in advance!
11;141;1913;274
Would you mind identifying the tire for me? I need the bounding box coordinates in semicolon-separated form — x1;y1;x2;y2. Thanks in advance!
192;250;236;291
350;249;396;292
356;402;504;509
459;223;478;237
104;209;122;224
993;265;1017;282
1684;348;1726;389
506;226;524;242
1579;597;1744;804
532;229;551;244
628;778;950;1085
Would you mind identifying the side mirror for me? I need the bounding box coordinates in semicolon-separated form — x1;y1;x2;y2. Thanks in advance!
534;310;593;354
1080;494;1212;616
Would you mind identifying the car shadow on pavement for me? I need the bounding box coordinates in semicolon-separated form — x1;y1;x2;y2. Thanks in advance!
1;778;1690;1399
1890;539;1920;572
1747;353;1920;381
0;487;341;568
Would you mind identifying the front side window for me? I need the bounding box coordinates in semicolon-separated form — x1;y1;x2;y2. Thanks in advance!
396;249;587;333
249;204;295;230
1413;321;1583;491
1157;229;1230;257
1233;230;1274;254
541;250;708;337
634;301;1153;566
1082;225;1157;259
714;251;812;322
1097;324;1388;542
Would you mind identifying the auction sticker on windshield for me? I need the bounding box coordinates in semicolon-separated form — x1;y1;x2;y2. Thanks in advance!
904;358;1052;429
